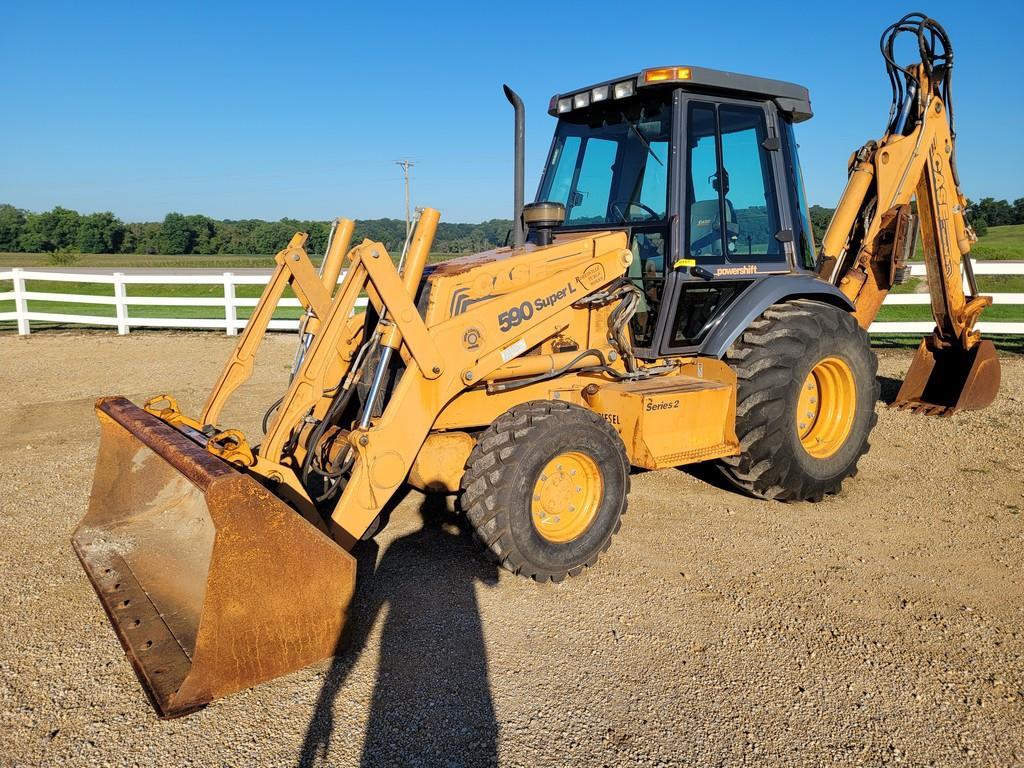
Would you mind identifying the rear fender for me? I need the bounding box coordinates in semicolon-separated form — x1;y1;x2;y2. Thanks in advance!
699;275;854;359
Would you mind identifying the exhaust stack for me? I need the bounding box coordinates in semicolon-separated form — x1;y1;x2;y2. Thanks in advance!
503;84;525;249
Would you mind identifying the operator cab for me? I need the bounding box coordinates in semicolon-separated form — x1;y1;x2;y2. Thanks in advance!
534;66;817;358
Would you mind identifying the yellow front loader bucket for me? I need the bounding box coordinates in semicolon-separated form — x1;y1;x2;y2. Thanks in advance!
72;397;356;718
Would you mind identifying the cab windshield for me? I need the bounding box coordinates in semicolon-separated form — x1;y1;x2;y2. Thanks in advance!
537;93;671;227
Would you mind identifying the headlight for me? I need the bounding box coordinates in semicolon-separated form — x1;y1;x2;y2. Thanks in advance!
613;80;635;99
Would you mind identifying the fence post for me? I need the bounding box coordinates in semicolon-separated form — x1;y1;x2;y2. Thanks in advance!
113;272;129;335
223;272;237;336
12;267;29;335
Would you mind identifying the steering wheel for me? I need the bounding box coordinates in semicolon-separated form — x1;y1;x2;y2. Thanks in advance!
610;200;660;223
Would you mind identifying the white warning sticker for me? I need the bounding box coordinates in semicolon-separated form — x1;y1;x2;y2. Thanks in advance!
500;338;527;363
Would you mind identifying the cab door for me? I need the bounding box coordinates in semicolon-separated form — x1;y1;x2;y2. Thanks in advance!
653;95;796;356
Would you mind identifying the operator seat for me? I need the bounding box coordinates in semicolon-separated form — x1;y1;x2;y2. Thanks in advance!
689;199;738;257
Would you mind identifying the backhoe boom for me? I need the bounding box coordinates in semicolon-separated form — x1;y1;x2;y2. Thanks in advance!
818;13;999;413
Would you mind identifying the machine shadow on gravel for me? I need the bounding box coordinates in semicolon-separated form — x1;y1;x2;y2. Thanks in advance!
298;493;500;768
876;375;905;405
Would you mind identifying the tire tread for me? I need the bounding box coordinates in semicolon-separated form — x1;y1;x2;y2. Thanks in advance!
461;400;629;581
717;300;879;501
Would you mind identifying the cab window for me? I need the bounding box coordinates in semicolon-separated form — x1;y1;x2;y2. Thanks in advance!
637;141;668;218
627;230;666;347
570;138;618;224
686;101;783;262
538;93;671;227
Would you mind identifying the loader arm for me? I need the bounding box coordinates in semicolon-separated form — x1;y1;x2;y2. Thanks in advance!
816;14;999;414
322;230;634;547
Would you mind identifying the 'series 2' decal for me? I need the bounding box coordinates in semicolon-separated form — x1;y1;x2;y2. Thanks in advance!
646;399;680;411
497;282;578;332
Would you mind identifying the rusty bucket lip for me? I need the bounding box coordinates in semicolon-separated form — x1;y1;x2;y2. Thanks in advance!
71;542;207;719
74;397;239;718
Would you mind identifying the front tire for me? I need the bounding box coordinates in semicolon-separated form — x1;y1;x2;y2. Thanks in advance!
717;300;879;501
460;401;629;582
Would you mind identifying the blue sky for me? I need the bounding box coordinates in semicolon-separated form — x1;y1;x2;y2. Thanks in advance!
2;0;1021;224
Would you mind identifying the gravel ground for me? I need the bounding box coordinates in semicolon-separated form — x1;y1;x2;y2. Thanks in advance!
1;332;1022;768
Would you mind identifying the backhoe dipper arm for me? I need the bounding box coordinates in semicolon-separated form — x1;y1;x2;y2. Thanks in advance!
821;66;987;344
818;14;998;414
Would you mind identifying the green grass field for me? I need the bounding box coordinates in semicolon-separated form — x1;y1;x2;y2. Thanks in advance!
0;250;457;269
2;225;1021;345
970;223;1024;260
0;252;280;269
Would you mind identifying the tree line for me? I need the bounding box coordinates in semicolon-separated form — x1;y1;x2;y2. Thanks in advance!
1;196;1020;258
0;204;514;256
808;197;1024;241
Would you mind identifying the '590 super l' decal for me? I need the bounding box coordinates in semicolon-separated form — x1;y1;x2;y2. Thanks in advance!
497;282;577;332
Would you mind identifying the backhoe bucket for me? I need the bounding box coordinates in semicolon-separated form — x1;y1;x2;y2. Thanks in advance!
72;397;356;718
892;337;1000;415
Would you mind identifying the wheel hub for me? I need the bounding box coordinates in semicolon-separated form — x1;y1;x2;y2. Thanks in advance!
797;356;857;459
531;451;603;543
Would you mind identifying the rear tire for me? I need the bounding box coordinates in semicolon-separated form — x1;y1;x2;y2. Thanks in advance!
717;300;878;501
460;401;629;582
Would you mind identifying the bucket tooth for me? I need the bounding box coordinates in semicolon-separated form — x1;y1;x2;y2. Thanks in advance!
73;397;357;718
892;338;1000;416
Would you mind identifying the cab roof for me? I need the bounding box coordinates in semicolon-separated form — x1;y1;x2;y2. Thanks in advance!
549;65;813;123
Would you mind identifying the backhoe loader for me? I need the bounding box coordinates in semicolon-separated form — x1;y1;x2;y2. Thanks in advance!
74;13;999;717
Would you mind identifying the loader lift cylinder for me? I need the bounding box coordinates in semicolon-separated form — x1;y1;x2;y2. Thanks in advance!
360;208;440;428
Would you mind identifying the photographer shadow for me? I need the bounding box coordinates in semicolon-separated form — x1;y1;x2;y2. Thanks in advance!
298;493;500;768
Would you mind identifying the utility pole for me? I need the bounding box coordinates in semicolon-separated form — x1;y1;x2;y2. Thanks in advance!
395;160;415;240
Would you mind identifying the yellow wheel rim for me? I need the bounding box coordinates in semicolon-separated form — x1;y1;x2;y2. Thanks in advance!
797;356;857;459
531;451;603;543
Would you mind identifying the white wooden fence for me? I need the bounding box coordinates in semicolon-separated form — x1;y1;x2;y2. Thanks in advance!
1;262;1021;336
867;260;1023;334
0;268;367;336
